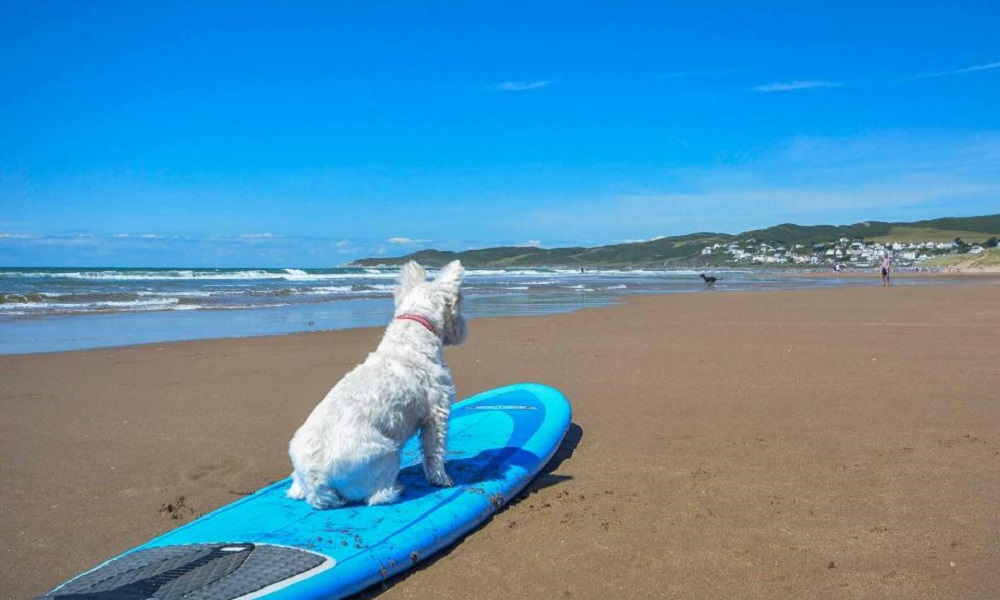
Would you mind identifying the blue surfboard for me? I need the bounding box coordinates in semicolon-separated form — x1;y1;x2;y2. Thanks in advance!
39;383;572;600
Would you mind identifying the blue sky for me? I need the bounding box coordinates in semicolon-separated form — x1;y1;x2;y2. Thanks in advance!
2;1;998;267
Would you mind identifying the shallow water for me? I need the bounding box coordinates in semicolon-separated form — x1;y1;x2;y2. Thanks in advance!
0;267;964;354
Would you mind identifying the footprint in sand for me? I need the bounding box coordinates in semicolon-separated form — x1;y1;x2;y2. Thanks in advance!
183;456;248;481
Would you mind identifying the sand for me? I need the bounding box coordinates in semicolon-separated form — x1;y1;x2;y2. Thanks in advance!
3;281;999;599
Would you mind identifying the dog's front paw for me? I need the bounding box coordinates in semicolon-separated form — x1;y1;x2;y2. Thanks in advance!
430;474;454;487
426;468;453;487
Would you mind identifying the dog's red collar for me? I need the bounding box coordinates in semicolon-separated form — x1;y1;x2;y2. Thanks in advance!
396;313;436;335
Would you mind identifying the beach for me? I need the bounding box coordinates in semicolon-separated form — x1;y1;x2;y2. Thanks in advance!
3;281;999;599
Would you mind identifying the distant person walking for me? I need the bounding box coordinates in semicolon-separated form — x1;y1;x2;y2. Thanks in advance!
880;253;891;286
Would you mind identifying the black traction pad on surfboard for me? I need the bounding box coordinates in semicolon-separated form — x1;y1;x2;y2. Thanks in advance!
39;543;329;600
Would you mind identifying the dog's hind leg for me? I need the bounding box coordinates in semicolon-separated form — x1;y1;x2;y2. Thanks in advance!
366;484;403;506
362;447;404;506
420;403;453;487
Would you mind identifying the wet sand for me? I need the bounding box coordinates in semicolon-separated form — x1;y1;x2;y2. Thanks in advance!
3;281;999;599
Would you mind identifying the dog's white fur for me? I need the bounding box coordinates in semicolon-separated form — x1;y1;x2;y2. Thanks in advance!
286;260;466;508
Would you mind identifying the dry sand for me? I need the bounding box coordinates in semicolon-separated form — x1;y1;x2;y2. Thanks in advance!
3;281;999;599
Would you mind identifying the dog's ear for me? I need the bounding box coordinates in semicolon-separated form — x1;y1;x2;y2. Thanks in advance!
394;261;426;307
435;260;465;293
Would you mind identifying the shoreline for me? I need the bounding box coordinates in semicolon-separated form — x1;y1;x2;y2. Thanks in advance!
3;270;998;357
3;282;1000;598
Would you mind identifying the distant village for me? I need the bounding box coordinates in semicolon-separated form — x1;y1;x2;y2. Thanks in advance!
700;237;993;268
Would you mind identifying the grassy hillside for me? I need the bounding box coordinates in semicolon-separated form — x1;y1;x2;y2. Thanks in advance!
352;233;734;267
737;221;893;244
920;247;1000;268
737;215;1000;246
911;214;1000;234
350;213;1000;268
865;227;997;243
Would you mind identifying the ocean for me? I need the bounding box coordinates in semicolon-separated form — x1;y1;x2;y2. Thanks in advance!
0;266;934;355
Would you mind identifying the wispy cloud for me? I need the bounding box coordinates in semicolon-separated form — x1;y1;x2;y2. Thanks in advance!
488;80;552;92
0;233;402;267
617;236;666;244
755;60;999;92
387;236;430;244
907;60;1000;80
752;80;844;93
203;233;283;244
754;60;998;93
24;235;103;247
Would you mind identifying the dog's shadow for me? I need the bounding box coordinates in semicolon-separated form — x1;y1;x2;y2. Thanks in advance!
394;423;582;503
355;422;583;598
395;449;528;500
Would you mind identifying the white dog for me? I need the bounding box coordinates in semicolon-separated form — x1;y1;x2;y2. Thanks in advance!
287;260;466;508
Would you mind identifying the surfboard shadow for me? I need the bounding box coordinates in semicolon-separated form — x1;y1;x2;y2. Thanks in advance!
527;421;582;492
